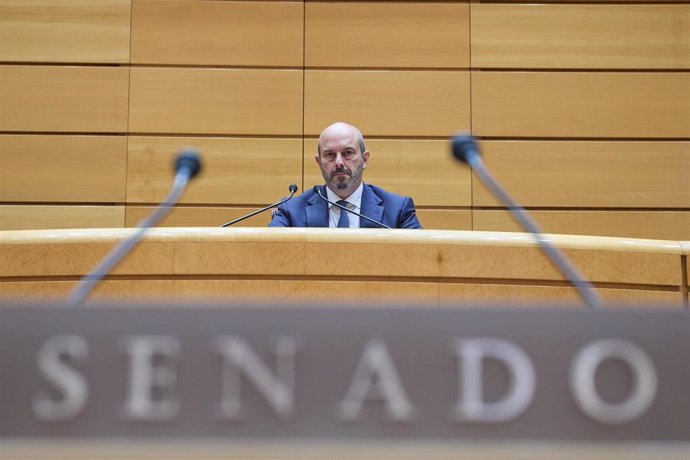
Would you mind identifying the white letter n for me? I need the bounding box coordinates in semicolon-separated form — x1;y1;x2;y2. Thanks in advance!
214;336;297;420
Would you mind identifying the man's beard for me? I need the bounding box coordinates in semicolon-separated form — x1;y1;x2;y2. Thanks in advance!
325;164;363;192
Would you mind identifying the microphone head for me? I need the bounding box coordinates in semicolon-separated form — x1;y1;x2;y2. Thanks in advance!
451;134;480;165
175;148;202;179
289;184;298;194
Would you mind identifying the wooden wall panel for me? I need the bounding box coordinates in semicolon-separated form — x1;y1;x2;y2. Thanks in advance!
474;210;690;241
304;70;471;136
126;208;473;231
2;227;681;287
127;209;474;231
472;4;690;69
127;136;303;204
0;65;129;133
415;210;472;231
0;0;130;63
304;139;471;207
433;243;681;286
0;205;124;230
305;3;470;68
125;206;272;228
0;135;127;202
131;0;303;66
472;72;690;138
439;283;683;308
680;240;690;292
473;141;690;208
128;68;303;135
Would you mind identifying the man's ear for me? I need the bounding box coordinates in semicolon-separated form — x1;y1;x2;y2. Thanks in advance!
314;154;321;166
362;150;370;168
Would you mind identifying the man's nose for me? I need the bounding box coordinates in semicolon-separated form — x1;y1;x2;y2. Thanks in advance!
334;153;345;165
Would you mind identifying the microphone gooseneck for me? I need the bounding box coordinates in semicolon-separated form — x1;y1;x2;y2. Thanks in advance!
220;184;298;227
67;148;203;307
312;185;391;229
451;134;602;309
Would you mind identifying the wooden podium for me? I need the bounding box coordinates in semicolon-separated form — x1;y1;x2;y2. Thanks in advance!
2;228;689;459
0;227;687;307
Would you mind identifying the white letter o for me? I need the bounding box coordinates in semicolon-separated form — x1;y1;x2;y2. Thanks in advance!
570;339;657;424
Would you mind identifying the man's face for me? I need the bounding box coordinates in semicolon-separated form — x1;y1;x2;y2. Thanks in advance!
316;127;369;198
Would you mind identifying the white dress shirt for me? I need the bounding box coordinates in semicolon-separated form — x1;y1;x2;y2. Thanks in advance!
326;183;363;228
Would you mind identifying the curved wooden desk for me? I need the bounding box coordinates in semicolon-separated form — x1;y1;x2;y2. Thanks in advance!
0;228;686;307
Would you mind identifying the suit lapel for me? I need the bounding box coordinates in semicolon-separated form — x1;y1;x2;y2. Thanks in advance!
360;184;384;228
306;187;329;227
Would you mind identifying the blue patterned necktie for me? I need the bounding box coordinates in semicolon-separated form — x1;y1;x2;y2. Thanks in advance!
336;200;350;228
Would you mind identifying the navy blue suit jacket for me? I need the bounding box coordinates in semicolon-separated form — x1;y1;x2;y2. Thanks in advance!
268;184;422;229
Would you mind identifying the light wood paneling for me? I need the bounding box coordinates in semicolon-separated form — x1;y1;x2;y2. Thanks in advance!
128;68;303;135
439;284;682;308
0;65;129;132
415;209;472;231
433;243;680;286
472;141;690;208
305;3;470;68
127;136;303;204
127;209;472;232
305;70;470;136
0;229;683;307
0;205;124;230
131;0;303;66
0;278;683;307
172;280;438;304
472;4;690;69
472;72;690;138
0;0;130;63
304;138;471;206
126;206;272;228
474;210;690;241
0;135;127;202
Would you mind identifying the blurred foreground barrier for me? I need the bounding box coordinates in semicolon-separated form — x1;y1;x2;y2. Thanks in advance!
0;305;688;459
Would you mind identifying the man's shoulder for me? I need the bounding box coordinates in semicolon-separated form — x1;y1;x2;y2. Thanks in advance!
364;184;411;203
284;187;318;209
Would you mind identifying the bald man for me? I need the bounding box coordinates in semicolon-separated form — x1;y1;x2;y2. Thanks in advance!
269;122;422;229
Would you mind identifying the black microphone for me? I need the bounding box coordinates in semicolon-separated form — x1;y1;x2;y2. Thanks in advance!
451;134;602;309
67;148;203;307
220;184;298;227
312;185;391;229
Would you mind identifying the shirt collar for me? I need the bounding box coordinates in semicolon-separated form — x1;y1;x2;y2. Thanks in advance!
325;182;363;210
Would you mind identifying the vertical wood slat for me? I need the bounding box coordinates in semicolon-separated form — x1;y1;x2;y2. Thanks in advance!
473;141;690;208
473;210;690;241
0;205;125;231
305;70;471;136
128;68;303;135
126;137;303;204
0;135;127;202
305;3;470;68
472;4;690;69
131;0;303;66
0;65;129;133
472;72;690;138
0;0;131;63
125;206;272;228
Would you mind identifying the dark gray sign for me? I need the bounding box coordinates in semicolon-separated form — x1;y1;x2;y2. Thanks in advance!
1;304;688;441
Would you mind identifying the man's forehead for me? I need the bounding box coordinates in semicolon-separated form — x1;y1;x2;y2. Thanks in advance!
319;132;358;151
321;136;357;148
